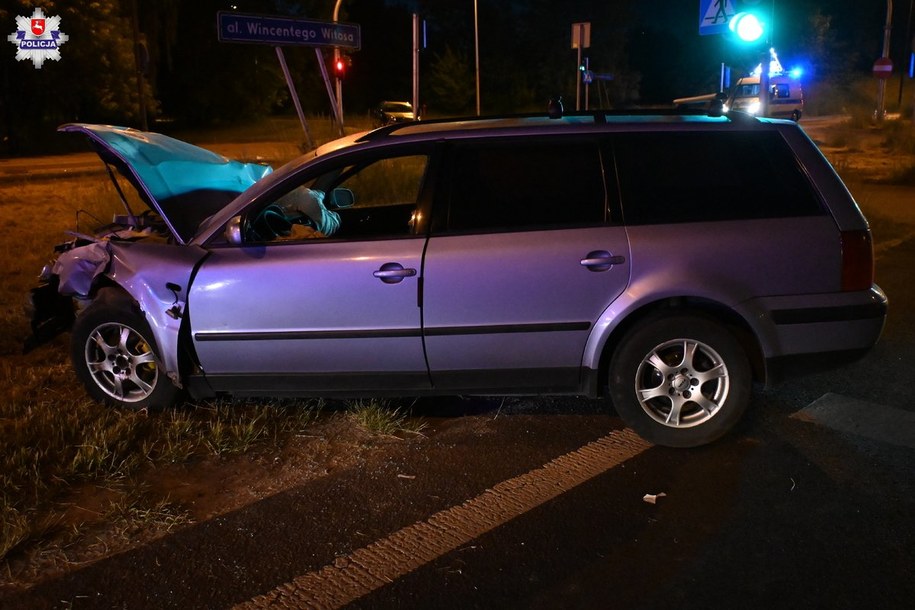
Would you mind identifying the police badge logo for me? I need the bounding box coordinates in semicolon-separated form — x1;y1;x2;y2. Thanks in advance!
8;8;68;69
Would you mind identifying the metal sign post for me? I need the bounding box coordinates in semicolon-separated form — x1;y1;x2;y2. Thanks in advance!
571;22;591;111
275;47;314;150
316;48;341;130
875;0;894;122
216;11;361;142
332;0;345;135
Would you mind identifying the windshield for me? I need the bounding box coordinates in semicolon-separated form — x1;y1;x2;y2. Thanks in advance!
734;84;759;98
383;102;413;113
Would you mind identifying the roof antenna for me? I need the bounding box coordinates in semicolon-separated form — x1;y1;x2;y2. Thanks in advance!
548;96;564;119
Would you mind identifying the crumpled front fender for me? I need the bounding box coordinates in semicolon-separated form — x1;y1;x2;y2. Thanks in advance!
104;241;208;385
53;241;110;296
54;240;207;386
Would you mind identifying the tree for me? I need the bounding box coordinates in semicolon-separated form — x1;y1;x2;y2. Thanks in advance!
1;0;152;153
428;45;474;114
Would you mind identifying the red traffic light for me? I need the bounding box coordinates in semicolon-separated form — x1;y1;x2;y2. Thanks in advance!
334;57;347;79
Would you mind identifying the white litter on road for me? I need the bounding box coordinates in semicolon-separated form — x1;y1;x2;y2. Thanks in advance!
642;492;667;504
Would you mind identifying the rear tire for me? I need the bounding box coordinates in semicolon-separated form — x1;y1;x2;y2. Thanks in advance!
71;290;177;411
608;314;751;448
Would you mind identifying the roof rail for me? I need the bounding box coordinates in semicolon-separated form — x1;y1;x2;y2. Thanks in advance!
724;109;759;123
357;107;757;142
357;112;551;141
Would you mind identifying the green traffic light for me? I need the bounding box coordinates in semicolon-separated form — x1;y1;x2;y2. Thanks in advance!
729;12;764;43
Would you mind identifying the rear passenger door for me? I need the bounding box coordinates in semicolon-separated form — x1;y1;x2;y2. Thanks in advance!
421;137;630;392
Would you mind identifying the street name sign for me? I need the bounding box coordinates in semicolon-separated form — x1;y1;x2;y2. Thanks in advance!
217;11;361;50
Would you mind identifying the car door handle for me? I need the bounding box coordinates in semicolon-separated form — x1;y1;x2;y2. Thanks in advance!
580;250;626;272
373;262;417;284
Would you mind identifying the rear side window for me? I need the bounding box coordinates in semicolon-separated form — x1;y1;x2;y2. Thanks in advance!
443;139;607;232
613;131;824;225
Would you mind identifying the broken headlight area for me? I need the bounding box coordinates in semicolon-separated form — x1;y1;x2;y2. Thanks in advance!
25;274;76;353
24;211;174;354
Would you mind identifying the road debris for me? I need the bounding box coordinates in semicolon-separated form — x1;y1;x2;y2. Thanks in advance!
642;492;667;504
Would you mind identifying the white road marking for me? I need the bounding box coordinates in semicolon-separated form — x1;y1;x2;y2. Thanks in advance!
795;393;915;449
234;429;651;610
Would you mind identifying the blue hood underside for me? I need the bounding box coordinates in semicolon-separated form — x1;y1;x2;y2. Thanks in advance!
60;124;272;243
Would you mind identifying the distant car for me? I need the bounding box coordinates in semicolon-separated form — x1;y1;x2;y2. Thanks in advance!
374;101;415;127
28;110;886;448
728;74;804;121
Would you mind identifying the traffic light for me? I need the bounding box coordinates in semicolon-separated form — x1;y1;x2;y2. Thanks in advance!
729;12;764;43
333;56;347;80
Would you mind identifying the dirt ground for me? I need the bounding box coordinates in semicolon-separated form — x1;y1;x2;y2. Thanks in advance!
0;414;367;586
810;120;915;182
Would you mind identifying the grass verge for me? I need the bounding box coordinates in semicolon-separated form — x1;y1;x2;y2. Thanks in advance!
347;399;428;437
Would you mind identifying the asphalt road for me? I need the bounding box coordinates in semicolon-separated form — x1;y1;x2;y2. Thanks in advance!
7;389;915;609
4;157;915;610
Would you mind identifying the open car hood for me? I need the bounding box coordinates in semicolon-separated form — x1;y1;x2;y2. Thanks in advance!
60;124;272;244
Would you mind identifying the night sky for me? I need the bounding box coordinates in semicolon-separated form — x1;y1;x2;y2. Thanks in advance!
375;0;899;105
1;0;908;154
627;1;892;101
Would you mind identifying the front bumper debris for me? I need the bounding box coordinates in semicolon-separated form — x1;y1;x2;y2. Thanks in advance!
24;276;75;353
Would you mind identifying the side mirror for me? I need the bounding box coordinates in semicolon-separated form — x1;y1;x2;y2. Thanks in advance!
328;187;355;210
225;216;243;245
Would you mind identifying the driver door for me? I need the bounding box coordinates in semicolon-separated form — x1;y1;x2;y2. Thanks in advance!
189;238;428;394
189;152;432;395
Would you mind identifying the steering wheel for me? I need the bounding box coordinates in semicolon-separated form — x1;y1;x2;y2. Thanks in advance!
248;204;292;241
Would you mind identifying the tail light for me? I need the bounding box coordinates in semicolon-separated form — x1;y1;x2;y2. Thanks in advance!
840;230;874;291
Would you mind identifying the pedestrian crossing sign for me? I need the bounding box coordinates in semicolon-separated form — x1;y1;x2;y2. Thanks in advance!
698;0;737;36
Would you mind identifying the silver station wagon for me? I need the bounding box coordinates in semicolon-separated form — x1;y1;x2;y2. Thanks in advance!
28;110;887;447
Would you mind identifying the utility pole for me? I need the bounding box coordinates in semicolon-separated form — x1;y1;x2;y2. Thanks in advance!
333;0;344;134
575;24;584;110
412;13;420;119
876;0;893;122
898;0;913;107
571;22;590;111
473;0;480;115
130;0;148;130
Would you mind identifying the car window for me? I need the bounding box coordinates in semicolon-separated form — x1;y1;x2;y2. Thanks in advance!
613;131;825;225
383;102;412;113
736;84;759;97
442;139;607;232
245;153;430;243
331;154;427;209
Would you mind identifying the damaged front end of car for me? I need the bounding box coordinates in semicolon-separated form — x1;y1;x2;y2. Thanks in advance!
24;124;270;400
25;242;87;353
25;223;168;354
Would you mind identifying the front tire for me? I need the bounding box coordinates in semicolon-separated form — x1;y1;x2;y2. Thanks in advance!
608;314;751;448
71;291;177;411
